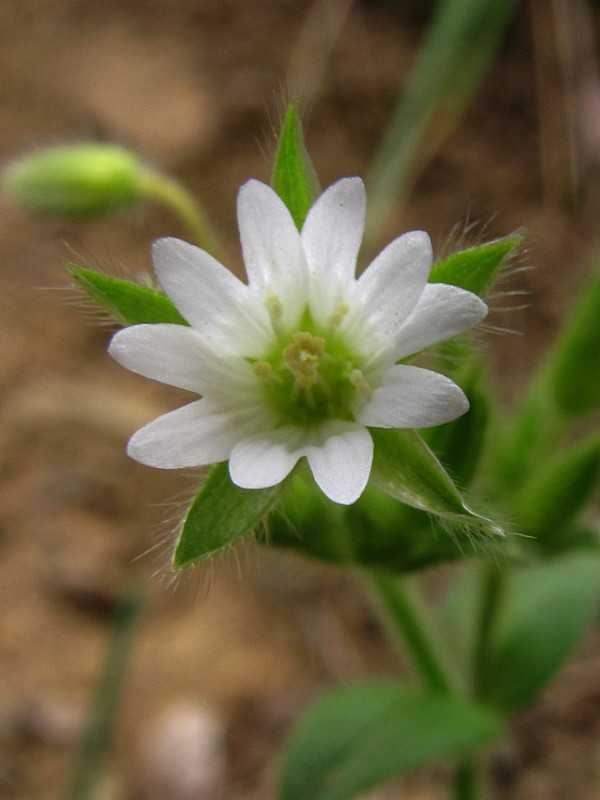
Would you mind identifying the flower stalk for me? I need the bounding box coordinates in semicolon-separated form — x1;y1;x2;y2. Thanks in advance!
367;570;458;695
138;168;221;256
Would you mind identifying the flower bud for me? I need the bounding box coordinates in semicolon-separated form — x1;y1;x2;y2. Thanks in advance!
2;143;145;217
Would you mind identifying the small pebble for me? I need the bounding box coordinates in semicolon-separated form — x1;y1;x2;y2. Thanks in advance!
135;701;227;800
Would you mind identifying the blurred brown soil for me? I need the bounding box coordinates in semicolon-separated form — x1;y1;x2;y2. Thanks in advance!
0;1;599;799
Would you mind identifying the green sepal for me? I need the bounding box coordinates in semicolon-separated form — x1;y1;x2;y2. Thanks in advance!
172;463;287;569
516;431;600;546
271;104;320;229
483;553;600;710
278;680;503;800
429;234;522;296
67;264;187;326
268;479;493;573
370;429;504;538
547;267;600;418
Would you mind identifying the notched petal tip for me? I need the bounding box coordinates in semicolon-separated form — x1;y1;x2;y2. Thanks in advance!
228;432;301;490
306;423;373;505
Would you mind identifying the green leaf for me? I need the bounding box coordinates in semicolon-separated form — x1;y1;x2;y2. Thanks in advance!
516;432;600;545
172;463;286;568
429;235;522;296
271;104;319;229
547;267;600;417
484;553;600;710
67;264;187;326
278;680;502;800
369;429;504;538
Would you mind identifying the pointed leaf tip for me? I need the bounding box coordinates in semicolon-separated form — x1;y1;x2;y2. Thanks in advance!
172;462;287;568
67;264;187;326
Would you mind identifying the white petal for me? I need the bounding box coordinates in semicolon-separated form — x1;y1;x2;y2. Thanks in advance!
108;324;258;398
393;284;488;361
127;399;265;468
152;237;270;354
237;180;307;325
302;177;366;323
229;421;373;505
109;324;206;393
353;231;432;341
305;422;373;505
357;365;469;428
153;238;242;329
229;426;305;489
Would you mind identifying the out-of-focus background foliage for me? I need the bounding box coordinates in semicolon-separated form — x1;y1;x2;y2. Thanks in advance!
1;1;599;798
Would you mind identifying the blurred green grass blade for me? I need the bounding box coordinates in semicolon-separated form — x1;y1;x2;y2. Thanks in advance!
516;431;600;541
66;587;143;800
429;235;522;296
278;680;502;800
271;103;320;229
547;267;600;417
172;463;286;568
366;0;518;241
494;379;561;491
68;264;187;326
498;265;600;485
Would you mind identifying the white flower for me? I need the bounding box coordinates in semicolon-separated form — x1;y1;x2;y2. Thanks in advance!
109;178;487;505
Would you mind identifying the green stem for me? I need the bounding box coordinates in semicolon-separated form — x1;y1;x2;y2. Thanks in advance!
367;570;457;694
473;561;505;699
65;587;143;800
453;758;480;800
138;169;221;255
451;562;505;800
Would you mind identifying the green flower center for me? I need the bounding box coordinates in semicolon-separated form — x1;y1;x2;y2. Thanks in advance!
250;300;370;426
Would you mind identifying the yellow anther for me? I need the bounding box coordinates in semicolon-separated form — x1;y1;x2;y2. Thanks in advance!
328;301;350;328
349;369;371;396
264;293;283;321
253;360;272;379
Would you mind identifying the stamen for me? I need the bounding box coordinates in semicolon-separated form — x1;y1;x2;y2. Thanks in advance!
252;360;272;379
264;293;283;322
283;331;325;389
349;369;371;396
328;300;350;328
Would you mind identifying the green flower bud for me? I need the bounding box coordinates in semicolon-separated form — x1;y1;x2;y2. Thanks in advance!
2;143;145;217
